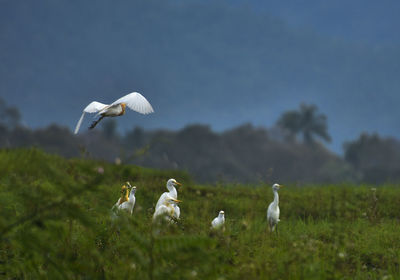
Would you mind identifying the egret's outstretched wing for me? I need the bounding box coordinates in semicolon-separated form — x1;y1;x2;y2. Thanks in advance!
74;112;86;134
74;101;108;134
111;92;154;114
83;101;109;113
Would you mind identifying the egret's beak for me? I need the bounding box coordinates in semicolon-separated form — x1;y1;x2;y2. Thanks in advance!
279;185;284;188
175;181;182;186
174;199;182;203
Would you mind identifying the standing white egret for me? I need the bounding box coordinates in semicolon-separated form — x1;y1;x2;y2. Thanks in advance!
118;183;136;215
267;183;284;232
111;183;129;219
211;210;225;230
74;92;154;134
112;184;129;209
155;179;181;208
155;179;181;215
153;196;182;223
111;182;136;217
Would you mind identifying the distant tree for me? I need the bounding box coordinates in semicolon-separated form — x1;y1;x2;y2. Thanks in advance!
0;97;21;129
344;133;400;184
277;103;331;145
124;126;145;149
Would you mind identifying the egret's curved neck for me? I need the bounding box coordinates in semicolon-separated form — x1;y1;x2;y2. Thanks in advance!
129;190;136;199
167;184;177;198
219;214;224;219
272;190;279;207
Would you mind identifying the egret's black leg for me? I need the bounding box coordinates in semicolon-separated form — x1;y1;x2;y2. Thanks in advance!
89;115;105;129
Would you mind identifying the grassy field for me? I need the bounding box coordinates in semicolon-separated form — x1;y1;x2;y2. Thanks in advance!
1;148;400;279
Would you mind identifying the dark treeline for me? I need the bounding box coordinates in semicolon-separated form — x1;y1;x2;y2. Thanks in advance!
1;98;399;184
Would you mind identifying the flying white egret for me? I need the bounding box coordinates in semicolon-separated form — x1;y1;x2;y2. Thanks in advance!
267;183;284;232
152;196;182;223
155;179;181;216
74;92;154;134
211;210;225;230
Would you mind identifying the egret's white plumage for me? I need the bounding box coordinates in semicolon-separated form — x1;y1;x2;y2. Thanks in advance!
174;203;181;220
155;179;181;215
267;183;283;232
153;196;181;222
211;210;225;230
74;92;154;134
155;179;181;208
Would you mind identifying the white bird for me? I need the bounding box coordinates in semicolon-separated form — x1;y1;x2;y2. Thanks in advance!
74;92;154;134
111;182;136;217
118;184;136;215
267;183;284;232
155;179;181;216
211;210;225;230
153;196;182;223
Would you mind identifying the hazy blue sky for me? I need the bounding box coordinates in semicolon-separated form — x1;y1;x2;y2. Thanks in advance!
1;0;399;152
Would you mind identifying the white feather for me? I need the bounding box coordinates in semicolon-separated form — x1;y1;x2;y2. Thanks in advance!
74;112;86;134
74;102;109;134
111;92;154;114
84;101;109;113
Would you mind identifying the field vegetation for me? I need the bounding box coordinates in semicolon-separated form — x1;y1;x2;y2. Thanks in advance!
1;148;400;279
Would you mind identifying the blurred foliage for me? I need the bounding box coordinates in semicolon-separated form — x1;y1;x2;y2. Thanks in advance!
0;120;351;184
344;133;400;184
1;99;400;184
0;97;21;129
1;148;400;279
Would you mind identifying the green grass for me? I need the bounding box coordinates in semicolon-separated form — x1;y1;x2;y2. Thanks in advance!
1;148;400;279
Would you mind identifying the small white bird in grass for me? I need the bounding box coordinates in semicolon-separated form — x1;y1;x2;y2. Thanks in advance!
211;210;225;230
155;179;181;218
111;182;136;217
153;196;182;223
74;92;154;134
267;183;284;232
118;183;136;215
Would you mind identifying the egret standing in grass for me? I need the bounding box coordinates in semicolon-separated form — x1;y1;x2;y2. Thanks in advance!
74;92;154;134
155;179;181;218
153;196;182;223
118;184;136;215
111;182;136;217
211;210;225;230
267;183;284;232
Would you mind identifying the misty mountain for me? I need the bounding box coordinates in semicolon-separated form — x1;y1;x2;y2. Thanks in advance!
1;0;399;152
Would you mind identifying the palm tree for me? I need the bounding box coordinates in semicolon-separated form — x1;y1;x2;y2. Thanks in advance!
277;103;331;145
